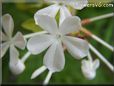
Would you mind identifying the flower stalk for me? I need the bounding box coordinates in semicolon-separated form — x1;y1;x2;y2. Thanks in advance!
90;13;114;22
81;28;113;51
24;31;48;39
21;52;31;63
82;12;114;25
87;52;93;62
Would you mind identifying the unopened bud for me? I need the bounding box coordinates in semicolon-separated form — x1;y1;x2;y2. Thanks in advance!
9;60;25;75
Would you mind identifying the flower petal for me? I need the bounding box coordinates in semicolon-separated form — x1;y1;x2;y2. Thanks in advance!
43;41;65;72
63;36;89;59
93;59;100;70
34;4;60;18
31;66;47;79
13;32;26;50
81;60;90;69
0;42;9;58
2;14;14;38
9;45;19;64
59;16;81;35
34;15;59;34
69;0;88;10
59;6;72;26
0;31;8;43
27;34;54;55
9;45;25;75
43;71;53;85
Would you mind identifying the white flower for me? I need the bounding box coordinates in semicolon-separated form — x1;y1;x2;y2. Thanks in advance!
34;0;88;25
45;0;88;9
81;59;100;80
0;14;26;75
27;15;89;78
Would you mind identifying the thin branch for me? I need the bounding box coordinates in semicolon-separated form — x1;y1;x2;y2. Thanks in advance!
24;31;47;39
90;13;114;22
87;52;93;62
89;44;114;72
82;13;114;25
81;28;113;51
21;52;31;63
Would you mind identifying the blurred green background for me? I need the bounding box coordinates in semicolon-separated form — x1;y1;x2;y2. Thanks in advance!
2;1;114;85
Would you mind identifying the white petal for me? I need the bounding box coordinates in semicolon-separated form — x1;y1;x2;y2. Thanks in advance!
34;15;59;34
34;4;60;18
81;59;96;80
69;0;88;10
43;41;65;72
45;0;72;5
31;66;47;79
12;32;26;50
27;34;54;55
9;45;25;75
9;45;19;64
59;16;81;35
0;42;9;58
93;59;100;70
2;14;14;38
81;60;90;69
63;36;89;59
59;6;72;26
0;31;8;42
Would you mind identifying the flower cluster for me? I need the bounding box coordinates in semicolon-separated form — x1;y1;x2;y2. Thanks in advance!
0;0;113;85
0;14;26;75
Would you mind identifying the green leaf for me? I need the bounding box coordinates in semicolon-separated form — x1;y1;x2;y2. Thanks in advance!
21;18;43;32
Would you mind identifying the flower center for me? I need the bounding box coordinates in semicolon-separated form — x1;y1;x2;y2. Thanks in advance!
55;33;62;41
56;34;61;39
9;40;12;45
9;38;15;45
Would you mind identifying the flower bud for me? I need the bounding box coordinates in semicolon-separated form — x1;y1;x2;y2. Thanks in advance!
9;60;25;75
81;59;100;80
